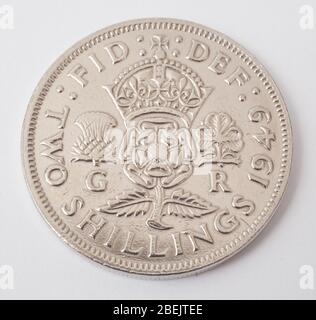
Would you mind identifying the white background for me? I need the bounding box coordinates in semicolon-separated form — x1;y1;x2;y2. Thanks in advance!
0;0;315;300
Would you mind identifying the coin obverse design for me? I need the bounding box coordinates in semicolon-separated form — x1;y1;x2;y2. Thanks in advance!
22;19;292;276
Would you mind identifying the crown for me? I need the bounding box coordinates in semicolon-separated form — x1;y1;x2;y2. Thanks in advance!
104;36;213;127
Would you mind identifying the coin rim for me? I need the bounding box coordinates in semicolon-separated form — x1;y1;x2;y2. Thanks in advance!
21;18;293;277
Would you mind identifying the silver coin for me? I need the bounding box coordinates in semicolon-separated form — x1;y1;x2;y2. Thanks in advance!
22;18;292;277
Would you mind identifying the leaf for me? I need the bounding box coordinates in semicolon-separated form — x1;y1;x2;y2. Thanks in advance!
200;112;244;166
224;126;244;152
163;189;218;219
97;190;152;217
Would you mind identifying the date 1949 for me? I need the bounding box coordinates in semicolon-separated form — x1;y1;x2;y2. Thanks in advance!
113;304;203;317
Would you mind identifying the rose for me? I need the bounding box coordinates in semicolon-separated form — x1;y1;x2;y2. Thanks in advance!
123;122;193;189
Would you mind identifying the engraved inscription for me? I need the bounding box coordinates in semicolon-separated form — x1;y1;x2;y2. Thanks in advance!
77;210;106;239
41;102;69;186
182;224;214;252
121;231;144;255
67;64;89;88
248;102;275;189
247;173;269;188
88;53;105;73
105;41;129;64
171;233;183;256
225;66;250;86
40;131;64;164
248;106;271;124
85;170;108;192
214;210;240;234
248;154;274;188
148;234;168;257
45;106;70;129
252;126;276;150
61;196;85;216
209;170;232;193
208;51;231;75
251;154;274;175
104;225;120;248
186;39;210;62
231;195;255;216
44;164;68;186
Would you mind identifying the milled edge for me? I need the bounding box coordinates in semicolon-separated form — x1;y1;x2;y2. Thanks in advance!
22;18;292;276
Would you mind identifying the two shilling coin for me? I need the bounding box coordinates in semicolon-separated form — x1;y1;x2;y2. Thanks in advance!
22;18;292;277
